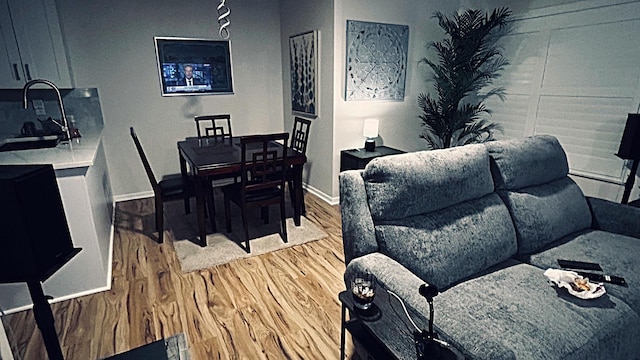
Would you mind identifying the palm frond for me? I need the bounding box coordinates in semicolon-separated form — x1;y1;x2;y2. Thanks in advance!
418;7;511;148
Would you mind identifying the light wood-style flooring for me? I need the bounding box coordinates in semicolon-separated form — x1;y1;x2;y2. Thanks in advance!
2;192;357;359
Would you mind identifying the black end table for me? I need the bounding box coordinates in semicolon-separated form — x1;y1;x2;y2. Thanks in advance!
340;146;405;171
339;290;464;360
102;333;189;360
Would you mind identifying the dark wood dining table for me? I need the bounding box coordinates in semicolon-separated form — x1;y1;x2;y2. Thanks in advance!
177;136;307;247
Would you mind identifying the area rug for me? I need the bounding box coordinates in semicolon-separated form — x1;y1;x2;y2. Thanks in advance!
164;195;328;272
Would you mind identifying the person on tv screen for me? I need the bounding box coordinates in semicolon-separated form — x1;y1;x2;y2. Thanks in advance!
179;65;203;86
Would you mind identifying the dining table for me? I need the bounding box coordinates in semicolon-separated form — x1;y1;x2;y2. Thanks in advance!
177;136;307;247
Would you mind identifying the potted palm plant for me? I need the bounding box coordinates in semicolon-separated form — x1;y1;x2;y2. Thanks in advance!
418;7;511;149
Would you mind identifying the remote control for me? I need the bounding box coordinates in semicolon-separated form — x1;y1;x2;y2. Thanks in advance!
557;259;603;271
576;271;627;287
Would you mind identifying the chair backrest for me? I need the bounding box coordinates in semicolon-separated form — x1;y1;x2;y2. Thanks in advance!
130;127;160;194
195;114;232;143
239;133;290;196
290;116;311;155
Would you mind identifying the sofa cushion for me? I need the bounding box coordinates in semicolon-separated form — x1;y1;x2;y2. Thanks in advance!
375;193;517;290
362;144;494;221
498;177;592;254
435;261;640;360
485;135;568;190
523;229;640;314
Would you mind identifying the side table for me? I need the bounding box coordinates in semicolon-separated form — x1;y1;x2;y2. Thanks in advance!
340;146;405;171
339;291;464;360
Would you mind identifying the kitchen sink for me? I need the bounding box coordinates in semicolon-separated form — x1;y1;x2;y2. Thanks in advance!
0;135;60;152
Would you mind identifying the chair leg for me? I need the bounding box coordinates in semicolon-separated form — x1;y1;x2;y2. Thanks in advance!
183;196;191;215
288;179;296;209
288;179;305;215
155;196;164;244
280;196;288;243
241;205;250;253
224;194;232;233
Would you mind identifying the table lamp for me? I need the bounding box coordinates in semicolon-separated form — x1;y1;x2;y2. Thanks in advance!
363;118;379;152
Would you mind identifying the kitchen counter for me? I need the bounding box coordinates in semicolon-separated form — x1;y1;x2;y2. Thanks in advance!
0;88;113;315
0;132;102;169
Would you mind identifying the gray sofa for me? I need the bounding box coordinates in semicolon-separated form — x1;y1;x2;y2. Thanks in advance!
340;135;640;359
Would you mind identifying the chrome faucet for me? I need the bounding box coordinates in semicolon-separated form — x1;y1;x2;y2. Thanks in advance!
22;79;72;147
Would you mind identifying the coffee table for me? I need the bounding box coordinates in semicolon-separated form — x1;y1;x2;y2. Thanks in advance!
339;290;463;359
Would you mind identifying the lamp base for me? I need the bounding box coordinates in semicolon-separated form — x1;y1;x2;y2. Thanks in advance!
364;139;376;152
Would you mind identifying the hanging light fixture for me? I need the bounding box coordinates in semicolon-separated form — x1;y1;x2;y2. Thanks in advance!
217;0;231;39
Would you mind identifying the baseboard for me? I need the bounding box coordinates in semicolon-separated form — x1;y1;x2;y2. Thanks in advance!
113;191;153;203
114;185;339;206
303;183;339;205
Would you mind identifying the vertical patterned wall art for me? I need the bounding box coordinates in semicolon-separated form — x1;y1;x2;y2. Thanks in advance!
289;30;318;118
345;20;409;101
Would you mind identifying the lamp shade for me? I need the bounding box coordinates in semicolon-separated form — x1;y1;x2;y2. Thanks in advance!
616;113;640;160
363;118;379;138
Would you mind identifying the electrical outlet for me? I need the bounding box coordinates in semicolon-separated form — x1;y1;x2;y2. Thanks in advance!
32;99;46;116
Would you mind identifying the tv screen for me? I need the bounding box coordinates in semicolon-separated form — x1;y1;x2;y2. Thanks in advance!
154;37;234;96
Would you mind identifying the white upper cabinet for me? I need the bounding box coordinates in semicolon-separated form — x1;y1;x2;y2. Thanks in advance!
0;0;72;88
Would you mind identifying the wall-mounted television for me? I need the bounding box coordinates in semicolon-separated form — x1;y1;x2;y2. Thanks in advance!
154;36;234;96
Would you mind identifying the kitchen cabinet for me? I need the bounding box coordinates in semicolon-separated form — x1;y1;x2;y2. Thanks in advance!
0;136;113;313
0;0;72;88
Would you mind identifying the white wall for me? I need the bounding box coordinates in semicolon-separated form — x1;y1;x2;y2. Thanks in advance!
330;0;458;199
55;0;285;199
279;0;335;201
52;0;640;203
329;0;640;202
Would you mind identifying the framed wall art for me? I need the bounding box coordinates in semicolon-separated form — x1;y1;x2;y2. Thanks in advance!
289;30;318;118
345;20;409;101
154;36;234;96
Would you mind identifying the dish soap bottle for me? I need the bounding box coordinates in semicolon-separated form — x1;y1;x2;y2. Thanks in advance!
68;115;81;142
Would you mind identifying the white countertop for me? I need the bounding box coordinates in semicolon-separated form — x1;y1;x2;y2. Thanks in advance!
0;132;102;169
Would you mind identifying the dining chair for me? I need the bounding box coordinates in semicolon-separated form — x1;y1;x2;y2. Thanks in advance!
194;114;233;143
222;132;290;253
194;114;237;215
287;117;311;214
130;127;195;243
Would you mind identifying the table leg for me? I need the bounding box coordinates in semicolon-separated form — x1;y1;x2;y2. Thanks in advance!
340;303;347;360
194;175;207;247
179;152;190;214
205;179;217;234
292;164;303;226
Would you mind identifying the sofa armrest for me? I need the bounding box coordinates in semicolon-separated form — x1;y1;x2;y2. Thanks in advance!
586;197;640;239
344;252;432;320
340;170;378;264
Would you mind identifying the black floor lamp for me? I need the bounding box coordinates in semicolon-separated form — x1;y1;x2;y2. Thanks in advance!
616;113;640;205
0;165;81;360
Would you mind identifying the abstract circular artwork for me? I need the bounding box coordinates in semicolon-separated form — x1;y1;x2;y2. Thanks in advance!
345;20;409;101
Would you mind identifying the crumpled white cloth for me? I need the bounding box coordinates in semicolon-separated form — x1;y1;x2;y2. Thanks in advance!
544;268;606;299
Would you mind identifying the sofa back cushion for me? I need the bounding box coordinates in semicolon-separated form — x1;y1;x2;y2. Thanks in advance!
484;135;568;190
376;193;517;290
485;136;592;254
361;145;517;290
362;144;494;220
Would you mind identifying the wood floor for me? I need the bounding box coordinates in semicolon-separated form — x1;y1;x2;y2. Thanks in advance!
2;192;358;359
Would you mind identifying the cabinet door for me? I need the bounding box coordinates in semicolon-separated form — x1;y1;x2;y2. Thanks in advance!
4;0;72;88
0;0;25;87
